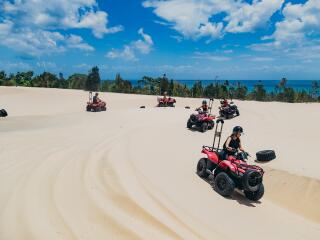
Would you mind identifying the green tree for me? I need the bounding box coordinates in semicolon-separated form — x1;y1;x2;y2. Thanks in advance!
32;72;58;88
0;71;6;86
113;73;132;93
58;73;69;89
159;74;169;95
251;81;266;101
283;87;295;103
14;71;34;87
191;80;203;97
311;81;319;100
85;66;101;91
169;79;174;96
68;74;87;89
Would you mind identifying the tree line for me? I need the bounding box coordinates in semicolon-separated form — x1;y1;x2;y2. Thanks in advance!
0;66;319;103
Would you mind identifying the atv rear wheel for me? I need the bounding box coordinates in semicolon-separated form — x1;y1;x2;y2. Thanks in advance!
242;170;263;192
197;158;209;178
256;150;276;162
244;183;264;201
214;172;235;197
201;122;208;133
187;119;193;129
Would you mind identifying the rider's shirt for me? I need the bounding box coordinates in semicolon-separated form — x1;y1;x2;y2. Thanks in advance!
202;105;208;112
223;136;240;154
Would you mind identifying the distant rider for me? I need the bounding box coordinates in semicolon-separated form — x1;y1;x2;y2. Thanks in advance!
93;92;100;103
222;126;245;159
93;92;106;107
221;98;229;108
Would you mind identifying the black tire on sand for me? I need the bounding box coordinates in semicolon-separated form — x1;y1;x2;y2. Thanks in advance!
256;150;276;162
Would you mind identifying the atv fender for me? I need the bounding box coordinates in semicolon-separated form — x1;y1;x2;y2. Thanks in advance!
218;160;236;173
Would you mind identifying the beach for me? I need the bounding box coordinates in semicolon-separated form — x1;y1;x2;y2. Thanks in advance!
0;86;319;240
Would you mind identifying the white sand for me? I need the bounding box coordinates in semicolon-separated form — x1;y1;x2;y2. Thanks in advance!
0;86;319;240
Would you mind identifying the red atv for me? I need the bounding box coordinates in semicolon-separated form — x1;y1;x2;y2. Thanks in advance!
187;99;215;132
219;100;240;119
86;92;107;112
196;119;265;201
157;97;176;107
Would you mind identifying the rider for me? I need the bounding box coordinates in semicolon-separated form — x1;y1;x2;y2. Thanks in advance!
93;92;106;107
222;126;245;159
93;92;101;104
221;98;229;108
197;100;209;113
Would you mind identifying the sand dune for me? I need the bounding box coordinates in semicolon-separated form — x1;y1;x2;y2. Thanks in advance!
0;86;319;240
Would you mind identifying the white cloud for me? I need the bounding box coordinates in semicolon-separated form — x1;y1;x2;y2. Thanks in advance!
225;0;284;33
1;0;122;38
250;0;320;61
106;28;154;61
192;52;231;61
0;0;121;55
66;35;95;51
266;0;320;46
0;20;94;56
143;0;284;40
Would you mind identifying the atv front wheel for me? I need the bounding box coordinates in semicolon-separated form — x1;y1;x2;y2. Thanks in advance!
208;121;214;130
242;170;263;192
236;109;240;116
201;122;208;133
256;150;276;162
244;183;264;201
214;172;235;197
197;158;209;178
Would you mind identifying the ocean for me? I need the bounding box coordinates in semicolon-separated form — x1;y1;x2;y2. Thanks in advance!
129;80;319;93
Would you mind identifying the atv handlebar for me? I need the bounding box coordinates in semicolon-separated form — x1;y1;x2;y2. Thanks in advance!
216;119;224;124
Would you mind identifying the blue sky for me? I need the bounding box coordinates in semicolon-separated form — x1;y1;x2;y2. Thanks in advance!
0;0;319;80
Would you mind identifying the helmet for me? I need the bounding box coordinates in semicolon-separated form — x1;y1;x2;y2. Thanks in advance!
233;126;243;134
202;100;207;105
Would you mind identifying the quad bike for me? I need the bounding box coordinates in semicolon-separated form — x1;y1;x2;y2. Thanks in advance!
86;92;106;112
219;100;239;119
187;99;216;132
0;109;8;117
157;97;176;107
196;119;265;201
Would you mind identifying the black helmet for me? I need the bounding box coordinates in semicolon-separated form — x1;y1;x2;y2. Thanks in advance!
202;100;207;105
233;126;243;134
